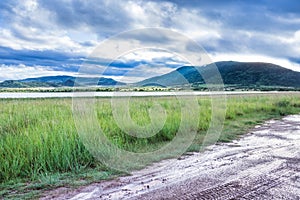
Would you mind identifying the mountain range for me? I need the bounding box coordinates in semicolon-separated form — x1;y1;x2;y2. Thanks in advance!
1;61;300;89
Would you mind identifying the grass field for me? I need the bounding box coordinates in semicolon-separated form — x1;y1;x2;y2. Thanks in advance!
1;93;300;198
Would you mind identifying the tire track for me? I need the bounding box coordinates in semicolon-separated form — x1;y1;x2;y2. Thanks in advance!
41;114;300;200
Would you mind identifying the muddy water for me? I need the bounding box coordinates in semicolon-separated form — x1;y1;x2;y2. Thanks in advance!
42;115;300;200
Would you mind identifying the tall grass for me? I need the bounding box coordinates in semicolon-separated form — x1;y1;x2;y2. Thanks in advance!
1;94;300;183
0;99;94;182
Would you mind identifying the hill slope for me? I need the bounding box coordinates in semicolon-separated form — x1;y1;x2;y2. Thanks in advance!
137;61;300;88
0;76;125;88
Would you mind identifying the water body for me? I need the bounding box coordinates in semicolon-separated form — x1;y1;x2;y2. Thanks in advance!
0;91;286;99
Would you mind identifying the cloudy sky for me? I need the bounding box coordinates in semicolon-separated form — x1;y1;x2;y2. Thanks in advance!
1;0;300;82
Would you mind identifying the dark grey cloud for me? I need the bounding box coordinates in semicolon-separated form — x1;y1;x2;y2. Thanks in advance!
0;46;185;79
0;46;83;71
0;0;17;26
38;0;133;37
153;0;300;33
116;28;175;45
160;0;300;14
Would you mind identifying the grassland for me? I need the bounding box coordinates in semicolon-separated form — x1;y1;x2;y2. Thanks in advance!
1;93;300;198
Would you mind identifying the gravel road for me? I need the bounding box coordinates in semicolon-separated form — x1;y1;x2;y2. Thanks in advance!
42;115;300;200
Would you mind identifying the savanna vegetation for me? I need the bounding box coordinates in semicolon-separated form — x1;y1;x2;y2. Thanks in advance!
1;93;300;198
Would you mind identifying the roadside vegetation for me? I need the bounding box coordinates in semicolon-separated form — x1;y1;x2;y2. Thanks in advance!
1;93;300;198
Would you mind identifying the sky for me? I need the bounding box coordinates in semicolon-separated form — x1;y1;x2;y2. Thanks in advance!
0;0;300;82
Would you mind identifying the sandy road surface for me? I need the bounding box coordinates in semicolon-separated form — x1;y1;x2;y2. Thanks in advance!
42;115;300;199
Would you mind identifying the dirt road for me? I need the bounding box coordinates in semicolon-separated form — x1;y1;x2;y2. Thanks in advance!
42;115;300;199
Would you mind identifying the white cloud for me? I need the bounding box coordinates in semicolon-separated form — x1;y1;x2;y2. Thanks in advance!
124;1;177;28
0;64;80;81
277;30;300;53
0;0;97;54
114;64;175;83
0;27;86;53
121;49;188;66
210;53;300;72
123;1;221;42
122;50;174;61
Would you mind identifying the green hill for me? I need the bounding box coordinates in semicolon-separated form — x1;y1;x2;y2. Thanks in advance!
0;76;125;88
137;61;300;89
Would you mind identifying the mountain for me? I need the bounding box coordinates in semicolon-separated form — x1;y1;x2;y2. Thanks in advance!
0;75;125;88
2;61;300;89
137;61;300;88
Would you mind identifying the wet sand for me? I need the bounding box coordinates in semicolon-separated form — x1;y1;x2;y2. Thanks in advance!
42;115;300;200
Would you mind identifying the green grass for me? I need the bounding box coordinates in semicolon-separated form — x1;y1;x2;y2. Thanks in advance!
1;94;300;198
